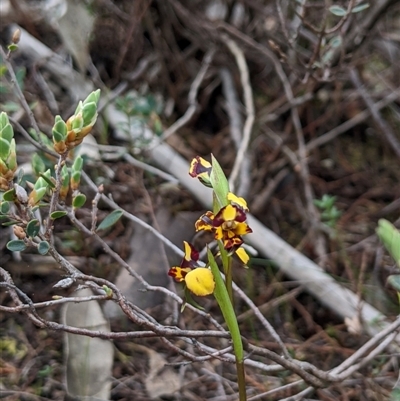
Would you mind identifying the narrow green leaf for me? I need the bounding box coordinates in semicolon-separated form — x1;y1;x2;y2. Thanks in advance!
82;102;97;126
38;172;55;189
352;3;369;13
3;188;15;202
16;168;25;185
7;44;18;52
376;219;400;266
38;241;50;255
329;5;347;16
0;137;10;159
7;239;26;252
30;187;47;206
0;122;14;142
83;89;101;106
72;193;87;209
52;129;64;143
50;210;68;219
210;154;229;210
2;220;19;226
0;112;8;127
71;114;83;131
26;219;40;237
207;248;243;362
52;116;67;142
0;201;10;214
97;209;123;231
329;35;343;49
72;156;83;172
32;153;46;176
387;275;400;292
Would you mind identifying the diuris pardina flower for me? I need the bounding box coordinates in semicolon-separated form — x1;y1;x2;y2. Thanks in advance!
188;155;252;263
196;204;252;250
168;241;215;296
189;156;212;187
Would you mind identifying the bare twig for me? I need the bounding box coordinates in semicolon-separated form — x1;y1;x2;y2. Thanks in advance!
233;281;290;359
0;45;42;140
98;54;157;113
251;168;290;214
331;314;400;376
349;68;400;159
306;89;400;151
247;380;304;401
80;170;184;258
123;153;179;183
160;48;216;141
221;35;255;195
32;67;59;114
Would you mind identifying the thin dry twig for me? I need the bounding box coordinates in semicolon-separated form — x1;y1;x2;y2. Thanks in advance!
233;281;290;359
221;35;255;195
331;314;400;376
160;47;216;141
306;89;400;151
32;67;59;115
247;380;304;401
0;45;42;141
349;67;400;159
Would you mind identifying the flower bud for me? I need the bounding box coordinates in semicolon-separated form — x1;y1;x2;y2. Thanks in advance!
82;102;97;126
71;114;84;133
52;116;67;143
11;29;21;44
13;225;26;239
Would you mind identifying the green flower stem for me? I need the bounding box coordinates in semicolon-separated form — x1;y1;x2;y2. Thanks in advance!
218;241;233;304
208;248;246;401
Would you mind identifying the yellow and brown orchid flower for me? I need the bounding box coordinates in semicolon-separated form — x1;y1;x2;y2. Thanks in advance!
189;156;213;187
168;241;215;296
195;204;252;251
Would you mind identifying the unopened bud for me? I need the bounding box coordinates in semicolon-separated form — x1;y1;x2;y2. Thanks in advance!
11;29;21;44
13;225;26;239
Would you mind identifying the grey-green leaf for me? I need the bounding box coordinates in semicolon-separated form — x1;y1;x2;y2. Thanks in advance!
0;201;10;214
387;275;400;292
2;188;15;202
7;239;27;252
38;241;50;255
50;211;68;220
97;209;123;231
26;219;40;238
329;5;347;16
351;3;369;13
